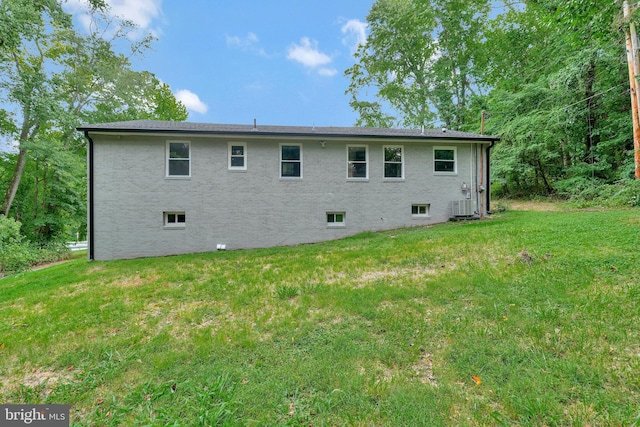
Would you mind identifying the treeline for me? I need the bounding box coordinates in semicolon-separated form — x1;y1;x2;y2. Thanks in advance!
0;1;187;273
347;0;640;204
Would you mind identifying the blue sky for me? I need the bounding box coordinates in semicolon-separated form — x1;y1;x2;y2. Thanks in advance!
66;0;374;127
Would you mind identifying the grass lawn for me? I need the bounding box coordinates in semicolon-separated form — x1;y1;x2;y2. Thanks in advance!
1;207;639;426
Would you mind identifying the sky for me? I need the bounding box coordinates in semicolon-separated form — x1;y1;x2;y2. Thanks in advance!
65;0;375;127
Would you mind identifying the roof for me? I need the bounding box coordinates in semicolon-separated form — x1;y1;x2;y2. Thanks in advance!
77;120;499;142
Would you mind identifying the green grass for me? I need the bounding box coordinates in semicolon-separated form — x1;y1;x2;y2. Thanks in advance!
1;208;639;426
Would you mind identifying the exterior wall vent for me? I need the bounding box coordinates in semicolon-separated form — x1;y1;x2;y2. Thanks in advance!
452;199;476;217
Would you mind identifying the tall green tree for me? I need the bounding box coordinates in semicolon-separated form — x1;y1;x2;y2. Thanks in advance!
481;0;634;195
0;0;70;216
348;0;638;198
345;0;490;129
0;0;186;241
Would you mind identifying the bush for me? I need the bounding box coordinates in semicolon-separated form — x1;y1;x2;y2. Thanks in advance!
562;179;640;208
0;215;22;246
0;216;70;275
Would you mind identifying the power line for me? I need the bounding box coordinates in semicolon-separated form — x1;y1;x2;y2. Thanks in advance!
560;83;627;110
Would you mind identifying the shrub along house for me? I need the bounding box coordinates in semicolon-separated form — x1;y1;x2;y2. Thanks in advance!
78;120;499;261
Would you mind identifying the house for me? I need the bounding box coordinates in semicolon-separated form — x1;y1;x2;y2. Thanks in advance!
78;120;499;261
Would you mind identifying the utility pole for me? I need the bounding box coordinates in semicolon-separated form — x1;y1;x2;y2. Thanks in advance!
624;1;640;179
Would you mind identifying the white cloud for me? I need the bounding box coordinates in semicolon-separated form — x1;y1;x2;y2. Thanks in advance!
63;0;163;38
226;32;268;57
287;37;332;68
174;89;208;114
341;19;367;53
318;68;338;77
226;32;259;49
107;0;162;30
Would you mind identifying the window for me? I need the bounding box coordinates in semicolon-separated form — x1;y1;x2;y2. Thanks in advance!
280;144;302;178
384;145;404;179
164;211;186;227
167;141;190;177
327;212;345;227
434;147;456;173
228;142;247;170
347;145;368;179
411;204;430;217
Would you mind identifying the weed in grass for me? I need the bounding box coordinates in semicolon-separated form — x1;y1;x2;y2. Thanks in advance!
275;284;299;300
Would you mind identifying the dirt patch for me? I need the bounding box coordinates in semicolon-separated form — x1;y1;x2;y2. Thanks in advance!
6;367;76;397
412;352;438;386
29;259;74;272
498;199;562;212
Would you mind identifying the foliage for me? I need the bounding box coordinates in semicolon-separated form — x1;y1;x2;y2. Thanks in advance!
349;0;639;199
1;209;639;425
0;0;187;245
345;0;490;129
0;215;21;246
0;215;69;274
482;1;634;196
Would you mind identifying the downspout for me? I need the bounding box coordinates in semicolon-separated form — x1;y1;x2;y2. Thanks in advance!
473;143;482;218
486;140;496;214
478;143;484;217
84;131;95;261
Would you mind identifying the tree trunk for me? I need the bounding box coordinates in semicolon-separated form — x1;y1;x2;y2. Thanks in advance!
536;158;553;194
584;59;598;163
2;147;29;216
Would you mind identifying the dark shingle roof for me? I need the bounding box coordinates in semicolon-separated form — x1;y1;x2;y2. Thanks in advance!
77;120;499;141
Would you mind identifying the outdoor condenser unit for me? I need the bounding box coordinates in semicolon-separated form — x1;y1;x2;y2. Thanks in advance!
452;199;476;217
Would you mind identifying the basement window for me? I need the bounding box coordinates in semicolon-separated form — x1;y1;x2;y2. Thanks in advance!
164;211;186;228
411;204;430;217
327;212;345;227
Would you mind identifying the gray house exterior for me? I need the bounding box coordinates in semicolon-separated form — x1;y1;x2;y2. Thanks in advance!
78;120;499;261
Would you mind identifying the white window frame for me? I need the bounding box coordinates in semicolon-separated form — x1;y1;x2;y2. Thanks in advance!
383;145;404;180
347;144;369;180
327;212;346;227
280;143;303;179
166;140;191;178
411;204;430;217
228;142;247;171
164;211;186;228
433;146;457;174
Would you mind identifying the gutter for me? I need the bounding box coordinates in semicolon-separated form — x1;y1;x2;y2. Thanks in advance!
76;126;500;143
84;131;95;260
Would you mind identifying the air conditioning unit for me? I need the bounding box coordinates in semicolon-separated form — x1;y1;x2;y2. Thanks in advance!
452;199;476;217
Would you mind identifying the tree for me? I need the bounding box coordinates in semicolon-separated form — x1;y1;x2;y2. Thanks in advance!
345;0;490;129
0;0;70;216
348;0;638;198
481;0;634;196
0;0;186;238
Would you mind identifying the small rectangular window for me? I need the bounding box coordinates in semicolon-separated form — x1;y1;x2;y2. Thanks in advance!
281;144;302;178
384;145;404;179
164;211;186;227
228;142;247;170
167;141;190;177
434;147;456;173
411;204;430;217
347;145;368;179
327;212;346;227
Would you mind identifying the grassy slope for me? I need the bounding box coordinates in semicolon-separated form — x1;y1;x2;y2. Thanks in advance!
1;209;639;426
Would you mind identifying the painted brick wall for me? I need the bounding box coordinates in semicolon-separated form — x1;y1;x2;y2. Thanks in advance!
90;134;487;260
